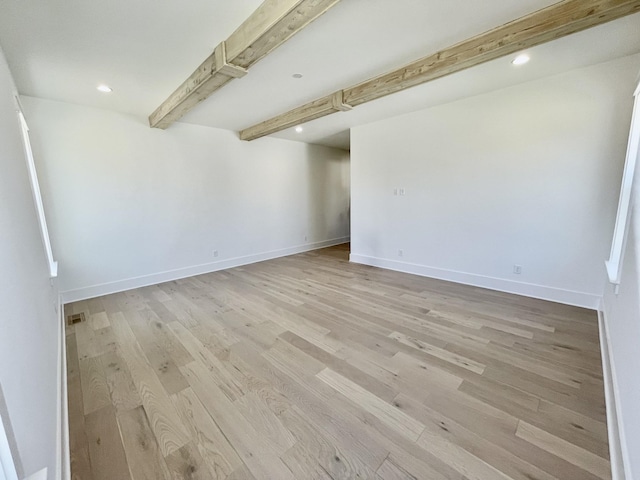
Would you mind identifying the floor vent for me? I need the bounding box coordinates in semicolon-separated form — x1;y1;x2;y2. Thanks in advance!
66;312;86;326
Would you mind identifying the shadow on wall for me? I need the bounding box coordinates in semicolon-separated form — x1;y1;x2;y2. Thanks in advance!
305;142;350;245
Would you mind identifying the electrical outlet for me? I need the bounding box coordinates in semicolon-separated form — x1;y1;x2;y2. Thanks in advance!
304;235;308;242
399;188;406;196
393;188;398;196
398;249;404;257
513;264;522;274
213;250;219;258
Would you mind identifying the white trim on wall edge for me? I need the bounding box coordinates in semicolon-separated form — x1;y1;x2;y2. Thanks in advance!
349;254;600;309
56;293;70;480
598;307;633;480
61;237;350;304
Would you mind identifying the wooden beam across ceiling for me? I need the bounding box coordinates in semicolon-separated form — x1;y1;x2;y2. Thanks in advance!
239;0;640;141
149;0;342;129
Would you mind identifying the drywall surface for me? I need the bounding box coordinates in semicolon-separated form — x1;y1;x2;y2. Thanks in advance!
0;48;59;477
603;188;640;479
351;54;640;308
20;96;350;299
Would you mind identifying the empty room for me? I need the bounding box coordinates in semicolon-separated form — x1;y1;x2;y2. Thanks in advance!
2;1;640;479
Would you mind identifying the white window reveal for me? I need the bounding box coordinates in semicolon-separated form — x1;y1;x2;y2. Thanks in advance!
14;97;57;278
606;80;640;290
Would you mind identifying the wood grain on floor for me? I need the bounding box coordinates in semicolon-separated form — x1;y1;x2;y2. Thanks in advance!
65;244;610;480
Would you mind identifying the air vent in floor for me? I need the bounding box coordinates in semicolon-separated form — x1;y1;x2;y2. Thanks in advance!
66;312;86;326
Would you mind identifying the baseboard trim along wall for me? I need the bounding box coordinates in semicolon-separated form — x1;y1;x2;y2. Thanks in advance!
61;237;350;304
56;293;70;480
598;308;632;480
349;254;601;309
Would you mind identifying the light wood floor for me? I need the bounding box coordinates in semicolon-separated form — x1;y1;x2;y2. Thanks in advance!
66;244;610;480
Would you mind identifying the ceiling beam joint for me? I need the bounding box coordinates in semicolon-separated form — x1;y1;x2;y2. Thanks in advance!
331;91;353;112
214;41;248;78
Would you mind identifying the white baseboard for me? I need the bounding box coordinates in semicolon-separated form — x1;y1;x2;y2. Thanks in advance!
56;294;70;480
598;308;631;480
60;237;350;303
349;254;600;309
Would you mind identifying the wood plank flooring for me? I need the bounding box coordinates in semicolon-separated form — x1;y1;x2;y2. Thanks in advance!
65;244;610;480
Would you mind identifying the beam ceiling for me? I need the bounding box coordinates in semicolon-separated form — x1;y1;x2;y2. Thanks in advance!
239;0;640;141
149;0;342;129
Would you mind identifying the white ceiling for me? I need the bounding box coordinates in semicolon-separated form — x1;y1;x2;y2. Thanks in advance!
1;0;640;150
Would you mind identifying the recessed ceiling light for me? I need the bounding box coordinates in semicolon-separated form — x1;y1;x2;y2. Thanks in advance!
292;73;303;79
295;126;303;133
97;84;113;93
512;54;530;66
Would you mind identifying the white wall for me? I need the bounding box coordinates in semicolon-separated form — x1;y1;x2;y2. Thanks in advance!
19;97;350;301
351;54;640;309
0;49;59;478
602;155;640;478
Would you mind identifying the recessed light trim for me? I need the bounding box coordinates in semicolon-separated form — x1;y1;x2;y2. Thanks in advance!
512;54;530;66
97;84;113;93
295;126;303;133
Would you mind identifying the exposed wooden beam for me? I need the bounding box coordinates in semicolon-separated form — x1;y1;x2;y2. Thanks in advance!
240;0;640;141
239;91;352;140
149;0;342;129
